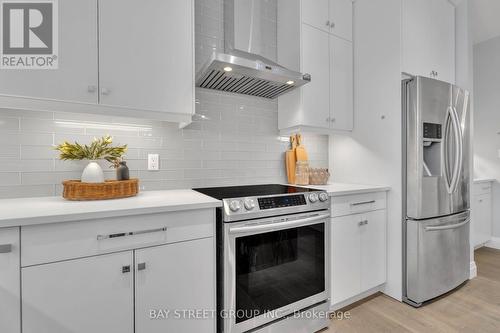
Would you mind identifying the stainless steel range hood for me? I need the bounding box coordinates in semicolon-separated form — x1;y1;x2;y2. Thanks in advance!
196;0;310;99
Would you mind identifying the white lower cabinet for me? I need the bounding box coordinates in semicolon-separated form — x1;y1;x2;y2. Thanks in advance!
22;252;134;333
331;208;387;307
135;238;215;333
472;182;493;248
19;210;216;333
0;227;21;333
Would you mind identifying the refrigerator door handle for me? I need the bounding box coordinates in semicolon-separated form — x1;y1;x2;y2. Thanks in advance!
449;106;463;194
424;218;470;232
443;107;454;194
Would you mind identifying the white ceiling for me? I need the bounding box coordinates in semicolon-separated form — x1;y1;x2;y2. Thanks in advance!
470;0;500;45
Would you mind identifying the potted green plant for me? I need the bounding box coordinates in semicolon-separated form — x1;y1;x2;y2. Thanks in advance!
55;135;127;183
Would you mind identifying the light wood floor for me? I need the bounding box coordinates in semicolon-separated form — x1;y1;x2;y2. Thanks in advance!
327;247;500;333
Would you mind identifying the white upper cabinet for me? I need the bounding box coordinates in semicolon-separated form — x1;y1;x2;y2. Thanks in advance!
301;0;352;41
330;35;353;131
278;0;354;133
0;0;194;124
301;0;330;33
0;0;98;103
99;0;194;115
402;0;455;83
329;0;353;41
301;24;331;128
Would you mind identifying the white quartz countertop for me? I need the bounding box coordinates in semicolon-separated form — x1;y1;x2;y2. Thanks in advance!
474;178;496;184
306;183;391;196
0;190;222;228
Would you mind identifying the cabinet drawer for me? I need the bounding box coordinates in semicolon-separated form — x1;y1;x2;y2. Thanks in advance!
473;183;492;196
21;209;214;267
331;192;386;217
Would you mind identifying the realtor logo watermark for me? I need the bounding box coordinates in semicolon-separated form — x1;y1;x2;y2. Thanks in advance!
0;0;58;69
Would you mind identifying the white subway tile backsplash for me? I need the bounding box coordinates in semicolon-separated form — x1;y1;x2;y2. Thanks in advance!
0;172;21;185
0;185;55;199
0;145;20;159
0;0;328;199
0;116;20;131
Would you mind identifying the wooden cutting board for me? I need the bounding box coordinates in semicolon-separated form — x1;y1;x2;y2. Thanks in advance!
295;134;309;161
286;135;297;184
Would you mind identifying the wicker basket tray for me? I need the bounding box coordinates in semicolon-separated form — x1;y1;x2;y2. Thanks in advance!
62;179;139;201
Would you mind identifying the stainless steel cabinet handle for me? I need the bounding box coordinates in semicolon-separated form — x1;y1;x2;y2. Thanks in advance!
0;244;12;254
330;22;336;28
326;20;330;27
97;227;167;240
424;219;470;232
330;118;336;123
350;200;376;206
358;220;368;226
122;265;131;274
138;263;146;271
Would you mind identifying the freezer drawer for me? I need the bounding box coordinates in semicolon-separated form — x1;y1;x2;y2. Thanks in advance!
406;211;470;304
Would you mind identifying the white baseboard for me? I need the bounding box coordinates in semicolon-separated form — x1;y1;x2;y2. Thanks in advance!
330;284;384;311
469;261;477;279
486;237;500;250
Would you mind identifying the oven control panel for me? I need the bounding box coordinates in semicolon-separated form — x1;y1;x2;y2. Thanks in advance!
258;194;307;210
222;191;330;222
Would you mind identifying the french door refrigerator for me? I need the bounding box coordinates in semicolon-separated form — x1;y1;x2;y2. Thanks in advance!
403;76;471;307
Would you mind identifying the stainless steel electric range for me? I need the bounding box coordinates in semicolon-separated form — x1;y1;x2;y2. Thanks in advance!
194;185;330;333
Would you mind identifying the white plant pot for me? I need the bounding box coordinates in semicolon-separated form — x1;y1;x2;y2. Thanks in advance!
81;161;105;183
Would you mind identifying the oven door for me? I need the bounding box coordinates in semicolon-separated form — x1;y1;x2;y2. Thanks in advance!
223;211;330;333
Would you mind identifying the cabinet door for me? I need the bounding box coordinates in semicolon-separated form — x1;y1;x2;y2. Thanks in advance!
99;0;194;114
301;24;331;129
22;252;134;333
0;228;20;333
431;0;455;83
135;238;215;333
360;210;387;290
330;35;353;131
329;0;352;41
0;0;98;103
331;215;361;305
472;194;492;247
401;0;433;78
301;0;330;32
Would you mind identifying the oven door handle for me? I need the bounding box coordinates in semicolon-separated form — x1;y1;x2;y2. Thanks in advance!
228;213;330;235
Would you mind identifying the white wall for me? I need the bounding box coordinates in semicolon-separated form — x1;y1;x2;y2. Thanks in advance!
330;0;403;301
474;35;500;237
455;0;476;276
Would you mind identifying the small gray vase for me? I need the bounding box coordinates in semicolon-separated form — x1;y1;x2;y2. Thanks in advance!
116;161;130;181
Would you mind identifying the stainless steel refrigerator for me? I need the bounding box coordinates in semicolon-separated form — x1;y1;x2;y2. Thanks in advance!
403;76;471;307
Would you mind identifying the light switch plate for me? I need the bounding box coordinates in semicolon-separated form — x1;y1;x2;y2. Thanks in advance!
148;154;160;171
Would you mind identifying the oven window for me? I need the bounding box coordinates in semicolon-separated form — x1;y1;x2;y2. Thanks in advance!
235;223;325;323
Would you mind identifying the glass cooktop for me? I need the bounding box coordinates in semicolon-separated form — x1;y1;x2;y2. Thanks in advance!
193;184;318;200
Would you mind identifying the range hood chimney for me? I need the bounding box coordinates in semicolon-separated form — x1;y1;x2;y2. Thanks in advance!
196;0;310;99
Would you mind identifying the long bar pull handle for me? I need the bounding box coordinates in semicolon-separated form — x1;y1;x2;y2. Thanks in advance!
97;227;167;241
350;200;376;206
229;214;330;235
137;263;146;271
425;219;470;232
450;106;463;194
0;244;12;253
443;107;454;193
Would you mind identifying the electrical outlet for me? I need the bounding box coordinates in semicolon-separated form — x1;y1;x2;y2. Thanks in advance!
148;154;160;171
